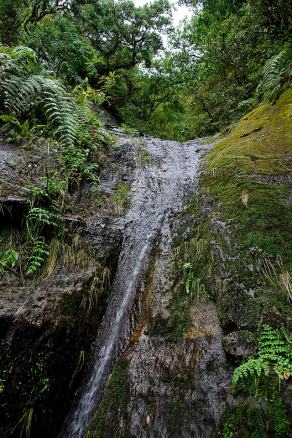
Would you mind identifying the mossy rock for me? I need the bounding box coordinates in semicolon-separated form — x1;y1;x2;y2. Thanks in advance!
88;359;130;437
198;90;292;328
207;90;292;174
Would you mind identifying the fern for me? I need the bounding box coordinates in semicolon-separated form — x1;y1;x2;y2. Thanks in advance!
232;358;269;387
258;325;292;379
43;89;79;147
27;207;58;228
232;325;292;394
0;46;83;148
26;236;49;276
25;207;57;275
0;248;20;273
257;43;292;100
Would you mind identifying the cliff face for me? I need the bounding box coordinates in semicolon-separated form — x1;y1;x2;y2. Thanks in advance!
0;132;136;437
88;91;292;437
0;91;291;438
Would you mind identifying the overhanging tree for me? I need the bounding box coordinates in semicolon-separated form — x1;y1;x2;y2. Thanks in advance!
72;0;172;75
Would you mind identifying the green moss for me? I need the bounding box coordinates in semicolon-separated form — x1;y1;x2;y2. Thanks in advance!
220;395;290;438
202;173;292;262
203;91;292;436
198;173;292;328
89;359;130;438
192;90;292;330
208;90;292;174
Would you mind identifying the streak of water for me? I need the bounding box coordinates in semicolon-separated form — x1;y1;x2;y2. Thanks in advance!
63;136;207;437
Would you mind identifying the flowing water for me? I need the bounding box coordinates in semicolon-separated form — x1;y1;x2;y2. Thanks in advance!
63;135;208;437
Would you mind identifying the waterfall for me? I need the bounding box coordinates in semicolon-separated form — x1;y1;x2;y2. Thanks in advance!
63;136;206;437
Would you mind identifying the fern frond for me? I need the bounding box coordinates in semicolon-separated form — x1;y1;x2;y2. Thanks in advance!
0;45;103;152
232;324;292;393
26;236;49;276
257;43;292;100
232;358;269;387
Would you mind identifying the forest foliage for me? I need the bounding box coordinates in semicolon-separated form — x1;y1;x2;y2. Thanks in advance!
0;0;291;142
121;0;291;139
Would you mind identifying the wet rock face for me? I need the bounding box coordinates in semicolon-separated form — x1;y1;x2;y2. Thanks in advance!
83;137;233;438
223;331;257;358
65;137;215;437
127;316;229;437
0;132;231;437
122;225;229;438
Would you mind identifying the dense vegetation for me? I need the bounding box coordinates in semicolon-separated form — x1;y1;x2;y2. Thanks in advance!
0;0;171;276
119;0;292;139
0;0;291;143
1;0;289;277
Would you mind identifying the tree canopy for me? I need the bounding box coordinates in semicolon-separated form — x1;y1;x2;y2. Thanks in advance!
0;0;291;140
117;0;291;139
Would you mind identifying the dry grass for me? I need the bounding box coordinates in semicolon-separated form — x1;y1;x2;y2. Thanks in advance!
12;407;34;438
81;266;111;317
62;234;94;270
43;238;60;278
43;234;96;278
260;255;292;303
279;271;292;303
241;190;249;207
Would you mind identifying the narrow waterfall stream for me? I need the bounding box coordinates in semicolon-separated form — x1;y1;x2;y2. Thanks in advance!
63;135;208;438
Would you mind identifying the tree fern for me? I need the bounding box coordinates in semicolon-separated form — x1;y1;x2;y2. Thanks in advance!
257;43;292;100
0;46;86;148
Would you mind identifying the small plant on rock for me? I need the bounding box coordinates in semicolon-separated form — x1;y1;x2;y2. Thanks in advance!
232;325;291;398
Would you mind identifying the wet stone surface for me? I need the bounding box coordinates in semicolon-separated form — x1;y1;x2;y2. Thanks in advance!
64;135;225;438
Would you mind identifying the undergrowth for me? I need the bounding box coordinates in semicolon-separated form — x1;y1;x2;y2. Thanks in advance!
0;45;115;278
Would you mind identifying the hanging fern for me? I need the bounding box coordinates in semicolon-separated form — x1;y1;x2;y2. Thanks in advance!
258;325;292;379
257;43;292;100
27;207;58;227
232;358;270;388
